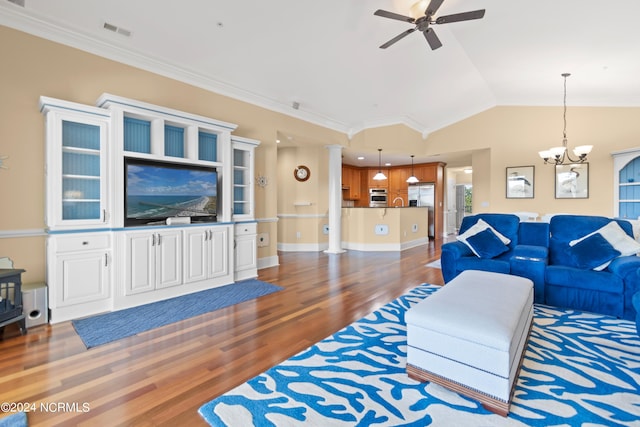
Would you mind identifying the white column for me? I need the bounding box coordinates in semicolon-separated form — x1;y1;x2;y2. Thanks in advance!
325;144;345;254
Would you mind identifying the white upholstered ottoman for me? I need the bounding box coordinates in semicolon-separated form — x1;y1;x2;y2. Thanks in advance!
406;270;533;416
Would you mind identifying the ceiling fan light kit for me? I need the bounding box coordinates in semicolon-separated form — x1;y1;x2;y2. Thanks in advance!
374;0;485;51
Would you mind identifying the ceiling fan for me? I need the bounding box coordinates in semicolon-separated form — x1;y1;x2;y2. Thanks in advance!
374;0;485;50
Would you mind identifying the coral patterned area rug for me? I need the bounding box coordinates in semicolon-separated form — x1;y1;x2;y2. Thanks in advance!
199;284;640;427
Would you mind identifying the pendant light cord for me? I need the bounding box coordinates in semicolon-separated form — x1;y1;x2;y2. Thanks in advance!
563;74;568;142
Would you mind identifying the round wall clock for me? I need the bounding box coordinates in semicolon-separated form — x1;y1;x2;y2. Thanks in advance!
294;165;310;182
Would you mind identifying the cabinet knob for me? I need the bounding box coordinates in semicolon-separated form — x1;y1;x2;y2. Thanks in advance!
82;241;89;245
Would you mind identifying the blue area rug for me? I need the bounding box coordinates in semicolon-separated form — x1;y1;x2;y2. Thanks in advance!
199;284;640;426
0;411;27;427
72;279;282;348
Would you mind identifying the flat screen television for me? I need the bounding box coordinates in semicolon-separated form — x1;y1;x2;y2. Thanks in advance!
124;157;218;226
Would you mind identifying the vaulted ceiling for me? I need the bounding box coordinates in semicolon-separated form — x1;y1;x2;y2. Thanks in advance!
2;0;640;166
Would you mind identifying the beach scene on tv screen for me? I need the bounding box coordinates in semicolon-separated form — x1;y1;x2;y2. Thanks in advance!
127;163;217;219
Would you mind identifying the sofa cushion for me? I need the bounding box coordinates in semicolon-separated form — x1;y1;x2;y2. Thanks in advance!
549;215;635;266
570;221;640;258
465;228;510;259
457;218;511;254
457;257;511;275
565;233;621;270
545;265;624;293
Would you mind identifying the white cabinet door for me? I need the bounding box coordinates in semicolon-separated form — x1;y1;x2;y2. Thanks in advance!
125;229;182;295
184;228;208;283
126;232;156;295
56;251;110;307
184;226;229;282
234;223;257;280
209;227;229;279
235;234;257;273
41;98;111;231
156;230;182;289
231;137;260;221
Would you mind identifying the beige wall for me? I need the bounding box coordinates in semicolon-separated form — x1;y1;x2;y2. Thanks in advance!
0;25;345;282
427;107;640;217
2;25;640;283
277;145;330;248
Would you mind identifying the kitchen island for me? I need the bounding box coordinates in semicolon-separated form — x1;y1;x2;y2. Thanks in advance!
341;207;429;251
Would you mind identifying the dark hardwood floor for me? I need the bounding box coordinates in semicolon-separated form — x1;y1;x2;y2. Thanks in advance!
0;243;445;426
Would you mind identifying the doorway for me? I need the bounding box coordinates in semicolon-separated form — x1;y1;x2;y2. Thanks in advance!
455;184;472;231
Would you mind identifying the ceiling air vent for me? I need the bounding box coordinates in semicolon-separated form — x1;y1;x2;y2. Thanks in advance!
103;21;131;37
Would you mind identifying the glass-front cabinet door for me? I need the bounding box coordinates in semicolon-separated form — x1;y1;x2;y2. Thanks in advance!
231;137;260;220
233;147;250;217
41;98;111;230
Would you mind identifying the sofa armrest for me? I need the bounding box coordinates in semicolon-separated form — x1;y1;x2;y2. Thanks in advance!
441;241;474;283
510;245;548;304
607;255;640;278
511;244;548;261
442;240;473;258
608;256;640;320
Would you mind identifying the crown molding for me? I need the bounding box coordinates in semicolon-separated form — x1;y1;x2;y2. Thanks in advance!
347;115;431;140
0;4;353;133
0;4;442;137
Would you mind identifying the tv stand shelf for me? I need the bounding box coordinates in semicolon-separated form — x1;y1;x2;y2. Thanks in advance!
41;94;260;323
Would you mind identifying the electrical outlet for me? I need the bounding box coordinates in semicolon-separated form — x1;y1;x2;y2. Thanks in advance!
322;224;329;235
257;233;269;247
296;231;301;239
375;224;389;235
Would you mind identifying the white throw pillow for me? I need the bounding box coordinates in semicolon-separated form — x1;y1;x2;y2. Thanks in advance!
569;221;640;270
457;219;511;256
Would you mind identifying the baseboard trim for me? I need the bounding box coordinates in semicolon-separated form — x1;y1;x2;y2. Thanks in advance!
257;256;279;270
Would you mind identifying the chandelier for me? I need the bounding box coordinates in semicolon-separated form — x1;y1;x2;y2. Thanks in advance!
538;73;592;165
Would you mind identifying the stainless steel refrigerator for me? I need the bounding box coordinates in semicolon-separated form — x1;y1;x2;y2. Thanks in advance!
408;183;435;237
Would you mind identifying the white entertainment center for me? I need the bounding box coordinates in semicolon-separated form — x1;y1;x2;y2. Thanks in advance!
40;94;260;323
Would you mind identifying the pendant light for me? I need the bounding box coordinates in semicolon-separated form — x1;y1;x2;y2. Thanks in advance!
538;73;592;165
406;155;419;183
373;148;387;180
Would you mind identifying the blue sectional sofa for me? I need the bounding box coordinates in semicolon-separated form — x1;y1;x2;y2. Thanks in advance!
441;213;640;321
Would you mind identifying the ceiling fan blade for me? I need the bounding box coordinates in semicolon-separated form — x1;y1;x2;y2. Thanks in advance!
425;0;445;17
423;28;442;50
380;28;417;49
435;9;485;24
374;9;415;23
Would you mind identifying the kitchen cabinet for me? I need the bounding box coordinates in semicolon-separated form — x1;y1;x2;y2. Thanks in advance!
367;168;390;189
342;165;362;200
414;164;437;183
389;168;411;206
